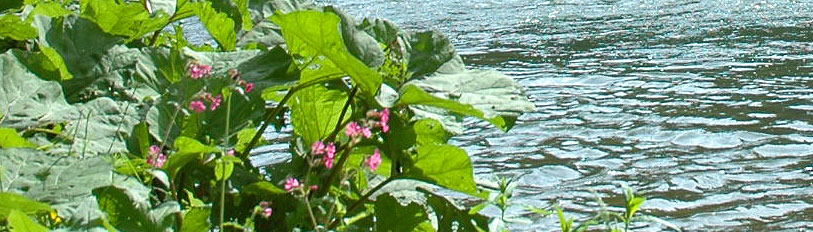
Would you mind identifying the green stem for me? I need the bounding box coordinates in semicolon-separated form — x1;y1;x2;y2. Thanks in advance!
81;111;92;158
220;94;232;231
328;176;396;229
326;87;358;142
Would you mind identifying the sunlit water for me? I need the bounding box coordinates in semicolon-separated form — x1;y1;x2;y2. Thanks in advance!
190;0;813;230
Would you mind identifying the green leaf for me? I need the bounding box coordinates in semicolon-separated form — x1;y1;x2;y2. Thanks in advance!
0;127;35;148
38;45;73;81
374;193;435;232
404;144;477;195
0;14;36;41
0;193;52;218
7;210;48;232
28;2;73;19
180;207;211;232
242;181;286;196
413;119;448;146
166;137;219;178
289;85;350;147
272;10;383;97
403;31;464;77
0;50;74;129
126;122;151;157
0;148;146;227
192;1;237;51
421;189;489;232
397;70;535;133
93;185;179;231
214;155;241;181
235;128;264;153
80;0;169;42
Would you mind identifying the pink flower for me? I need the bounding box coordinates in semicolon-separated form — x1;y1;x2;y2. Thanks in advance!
149;145;161;155
380;108;390;133
366;149;382;171
323;155;334;169
345;122;371;138
189;101;206;113
147;153;166;168
310;185;318;191
284;178;300;192
188;62;212;79
226;150;235;156
259;201;269;208
244;82;254;93
210;94;222;110
345;122;362;137
311;141;326;155
262;207;273;218
325;142;336;157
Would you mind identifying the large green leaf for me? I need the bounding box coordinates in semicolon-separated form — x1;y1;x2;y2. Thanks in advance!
272;10;383;97
0;192;52;219
404;144;477;195
0;148;147;227
374;193;435;232
289;85;350;147
93;186;179;232
54;97;142;156
0;50;74;129
80;0;169;42
0;14;36;41
397;70;535;133
403;31;465;77
192;1;237;51
7;210;49;232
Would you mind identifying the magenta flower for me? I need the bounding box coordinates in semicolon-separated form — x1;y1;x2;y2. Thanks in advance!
366;148;382;171
345;122;362;137
147;153;166;168
323;155;334;169
210;94;222;110
325;142;336;157
149;145;161;155
188;62;212;79
284;178;301;192
310;185;319;191
362;127;372;138
189;100;206;113
311;141;326;154
262;207;273;218
244;82;254;93
226;150;235;156
380;108;390;133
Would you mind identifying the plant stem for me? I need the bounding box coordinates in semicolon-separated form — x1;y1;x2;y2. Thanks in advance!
318;143;352;195
326;87;358;142
328;176;396;229
301;187;320;230
220;94;232;232
81;111;92;158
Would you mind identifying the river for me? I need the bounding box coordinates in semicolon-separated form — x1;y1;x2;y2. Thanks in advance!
212;0;813;230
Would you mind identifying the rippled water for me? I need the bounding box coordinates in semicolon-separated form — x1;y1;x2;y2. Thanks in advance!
207;0;813;230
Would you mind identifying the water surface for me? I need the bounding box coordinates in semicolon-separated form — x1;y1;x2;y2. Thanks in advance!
254;0;813;230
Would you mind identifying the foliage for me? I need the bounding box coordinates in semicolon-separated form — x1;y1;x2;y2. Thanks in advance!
0;0;556;231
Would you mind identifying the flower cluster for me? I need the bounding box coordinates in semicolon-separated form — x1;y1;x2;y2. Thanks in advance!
187;62;212;79
285;178;301;192
345;108;391;141
146;145;166;168
189;93;223;113
312;141;337;169
229;68;255;93
366;148;382;171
